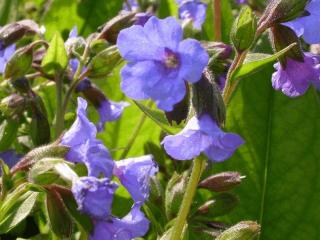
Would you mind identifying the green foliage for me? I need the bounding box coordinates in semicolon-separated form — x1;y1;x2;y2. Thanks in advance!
215;64;320;240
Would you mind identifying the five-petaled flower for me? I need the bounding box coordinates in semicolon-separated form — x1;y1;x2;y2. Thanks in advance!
178;0;207;30
162;114;244;162
272;53;320;97
117;16;209;111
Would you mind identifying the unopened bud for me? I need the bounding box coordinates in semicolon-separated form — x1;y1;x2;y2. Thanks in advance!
165;172;188;219
202;42;233;60
216;221;260;240
270;24;303;65
89;39;109;55
197;193;239;218
86;46;122;79
0;20;41;47
191;69;226;126
258;0;308;33
198;171;243;192
0;94;26;117
231;6;257;53
97;12;136;44
65;36;86;57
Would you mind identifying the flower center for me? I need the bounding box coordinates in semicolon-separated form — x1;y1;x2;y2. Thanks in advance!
164;48;179;69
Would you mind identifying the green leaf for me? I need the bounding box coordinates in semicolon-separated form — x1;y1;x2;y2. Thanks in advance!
232;43;296;80
215;64;320;239
0;190;39;233
41;32;68;75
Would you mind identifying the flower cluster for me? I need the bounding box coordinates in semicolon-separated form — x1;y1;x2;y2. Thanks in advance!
61;98;158;239
162;114;244;162
117;16;209;111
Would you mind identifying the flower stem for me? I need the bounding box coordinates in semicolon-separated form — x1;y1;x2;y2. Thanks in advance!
170;157;206;240
55;73;64;137
223;51;247;105
61;43;91;118
213;0;222;41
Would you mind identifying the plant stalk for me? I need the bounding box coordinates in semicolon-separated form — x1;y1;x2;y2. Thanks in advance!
170;157;206;240
55;73;64;137
213;0;222;41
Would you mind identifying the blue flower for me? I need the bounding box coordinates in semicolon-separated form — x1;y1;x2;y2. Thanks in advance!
283;0;320;44
90;204;149;240
162;114;244;162
72;177;118;220
117;16;209;111
272;53;320;97
61;97;114;178
113;155;158;203
0;43;15;74
178;1;207;30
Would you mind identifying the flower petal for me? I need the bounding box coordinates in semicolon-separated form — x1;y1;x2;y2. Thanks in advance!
178;39;209;83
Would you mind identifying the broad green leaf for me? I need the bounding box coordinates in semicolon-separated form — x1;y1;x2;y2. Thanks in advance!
214;64;320;240
0;191;39;233
43;0;122;37
232;43;296;80
41;32;68;75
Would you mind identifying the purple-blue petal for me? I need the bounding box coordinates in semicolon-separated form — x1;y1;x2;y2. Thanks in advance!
0;150;22;169
143;16;183;51
178;39;209;83
162;114;244;162
96;100;130;132
114;155;158;202
72;177;118;220
90;204;149;240
272;54;320;97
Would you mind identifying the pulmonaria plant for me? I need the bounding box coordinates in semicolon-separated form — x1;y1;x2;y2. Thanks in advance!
162;114;244;162
63;98;158;239
283;0;320;44
272;53;320;97
117;16;209;111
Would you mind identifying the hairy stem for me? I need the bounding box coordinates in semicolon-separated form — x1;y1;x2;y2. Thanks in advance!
170;157;206;240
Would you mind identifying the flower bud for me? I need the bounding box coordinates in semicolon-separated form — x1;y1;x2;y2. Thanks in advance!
216;221;260;240
97;12;136;44
198;171;243;192
10;143;69;174
86;46;122;79
0;20;41;48
65;36;86;57
258;0;308;33
0;94;26;117
10;77;32;93
201;42;233;60
165;171;188;219
196;193;239;218
270;24;303;65
191;69;226;126
231;6;257;53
